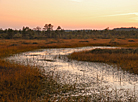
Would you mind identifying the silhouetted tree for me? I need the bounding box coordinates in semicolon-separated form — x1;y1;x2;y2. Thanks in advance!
36;26;41;31
35;26;41;35
43;24;53;31
56;26;62;31
5;28;14;39
0;28;3;34
43;24;53;38
22;26;30;38
104;27;109;31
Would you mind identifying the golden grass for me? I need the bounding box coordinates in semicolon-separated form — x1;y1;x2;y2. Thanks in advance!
0;38;138;101
68;48;138;74
0;39;55;102
0;38;138;56
0;60;45;102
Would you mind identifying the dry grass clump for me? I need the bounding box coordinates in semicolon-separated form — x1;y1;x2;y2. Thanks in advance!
68;48;138;74
0;60;46;102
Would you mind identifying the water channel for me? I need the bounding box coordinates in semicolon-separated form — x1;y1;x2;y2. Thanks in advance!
6;46;138;101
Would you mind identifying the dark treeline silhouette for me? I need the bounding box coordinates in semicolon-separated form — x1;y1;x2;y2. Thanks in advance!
113;27;138;31
0;25;138;39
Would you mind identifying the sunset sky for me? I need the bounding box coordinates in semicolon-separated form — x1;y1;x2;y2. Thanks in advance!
0;0;138;30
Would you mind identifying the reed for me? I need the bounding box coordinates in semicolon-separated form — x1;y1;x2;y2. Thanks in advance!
0;60;45;101
1;39;138;101
68;48;138;74
0;39;68;102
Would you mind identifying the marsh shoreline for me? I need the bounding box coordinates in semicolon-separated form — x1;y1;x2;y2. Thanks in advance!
1;39;138;101
68;48;138;74
6;46;138;101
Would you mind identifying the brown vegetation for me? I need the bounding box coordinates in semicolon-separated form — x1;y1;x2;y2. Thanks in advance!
68;48;138;74
1;38;138;101
0;61;45;101
0;39;72;102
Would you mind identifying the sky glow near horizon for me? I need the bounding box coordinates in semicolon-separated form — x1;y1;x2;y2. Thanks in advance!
0;0;138;30
71;0;83;2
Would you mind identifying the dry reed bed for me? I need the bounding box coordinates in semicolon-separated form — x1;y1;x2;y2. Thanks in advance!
0;61;45;101
0;39;138;101
0;39;68;102
68;48;138;74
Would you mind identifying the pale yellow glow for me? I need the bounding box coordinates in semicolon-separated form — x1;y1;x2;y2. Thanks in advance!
0;0;138;30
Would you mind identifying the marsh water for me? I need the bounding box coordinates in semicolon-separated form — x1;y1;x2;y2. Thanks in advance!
7;46;138;100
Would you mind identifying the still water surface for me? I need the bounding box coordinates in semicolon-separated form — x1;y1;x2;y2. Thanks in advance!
7;46;138;100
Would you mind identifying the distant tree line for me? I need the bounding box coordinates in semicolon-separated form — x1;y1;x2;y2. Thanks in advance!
113;27;138;31
0;25;138;39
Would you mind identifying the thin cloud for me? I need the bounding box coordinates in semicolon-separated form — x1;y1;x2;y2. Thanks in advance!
81;12;138;21
104;12;138;17
101;12;138;21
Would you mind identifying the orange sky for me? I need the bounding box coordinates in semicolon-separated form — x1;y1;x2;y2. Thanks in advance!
0;0;138;30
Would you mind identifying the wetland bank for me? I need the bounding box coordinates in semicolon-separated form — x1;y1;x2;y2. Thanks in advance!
1;39;138;101
6;46;138;101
